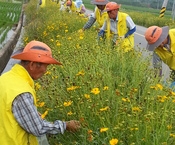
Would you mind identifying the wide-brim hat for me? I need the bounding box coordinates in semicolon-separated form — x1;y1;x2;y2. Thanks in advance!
103;2;121;12
91;0;109;5
145;26;169;51
12;40;62;65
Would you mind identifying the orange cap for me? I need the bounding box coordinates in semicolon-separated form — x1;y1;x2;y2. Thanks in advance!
66;0;72;6
105;2;121;11
12;40;62;65
144;26;169;51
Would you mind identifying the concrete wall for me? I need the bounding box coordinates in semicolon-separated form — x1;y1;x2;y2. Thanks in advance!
0;9;24;75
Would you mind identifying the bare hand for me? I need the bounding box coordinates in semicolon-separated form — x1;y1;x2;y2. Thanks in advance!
66;120;81;132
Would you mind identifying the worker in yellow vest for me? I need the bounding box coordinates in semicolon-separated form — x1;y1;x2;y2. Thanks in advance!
98;2;136;52
0;40;81;145
144;26;175;81
82;0;109;31
75;0;86;14
66;0;77;13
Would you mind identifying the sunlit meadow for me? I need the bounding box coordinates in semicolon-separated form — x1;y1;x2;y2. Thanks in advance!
24;0;175;144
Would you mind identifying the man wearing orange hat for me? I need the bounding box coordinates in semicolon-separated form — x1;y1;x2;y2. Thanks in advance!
0;40;81;145
144;26;175;80
98;2;136;52
82;0;109;31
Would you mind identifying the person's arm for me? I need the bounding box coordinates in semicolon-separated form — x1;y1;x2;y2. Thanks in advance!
153;51;162;77
124;16;136;38
12;93;80;137
83;13;96;30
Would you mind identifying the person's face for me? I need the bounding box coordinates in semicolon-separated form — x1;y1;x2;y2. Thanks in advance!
107;9;118;20
28;62;49;80
158;37;168;48
96;5;106;11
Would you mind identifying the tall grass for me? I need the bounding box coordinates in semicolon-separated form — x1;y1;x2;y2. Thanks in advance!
24;0;175;144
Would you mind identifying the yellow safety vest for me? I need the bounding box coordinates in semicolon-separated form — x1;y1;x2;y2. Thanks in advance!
155;29;175;70
107;12;134;52
70;2;77;12
0;64;38;145
94;6;108;28
40;0;46;8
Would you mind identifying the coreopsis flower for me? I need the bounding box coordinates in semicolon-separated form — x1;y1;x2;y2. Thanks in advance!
109;138;118;145
38;102;45;107
79;36;84;39
150;83;163;90
103;86;109;90
91;88;100;95
67;86;80;91
63;101;72;107
35;82;41;90
67;111;73;116
167;125;172;130
76;70;85;76
41;110;48;119
56;42;61;46
100;106;109;111
100;127;108;132
44;71;51;75
65;29;68;33
132;107;141;112
84;94;90;99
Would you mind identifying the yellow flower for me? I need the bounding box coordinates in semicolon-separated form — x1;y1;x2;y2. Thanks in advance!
132;107;141;112
156;84;163;90
67;86;80;91
38;102;45;107
65;29;68;33
100;106;109;111
41;110;48;119
103;86;109;90
100;127;108;132
109;138;118;145
167;125;172;130
35;82;41;90
150;84;163;90
79;36;84;39
68;37;72;40
122;98;130;102
84;94;90;99
45;71;51;75
91;88;100;95
63;101;73;107
56;42;61;46
67;111;73;116
76;70;85;76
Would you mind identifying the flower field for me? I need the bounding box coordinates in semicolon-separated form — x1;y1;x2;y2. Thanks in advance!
23;0;175;145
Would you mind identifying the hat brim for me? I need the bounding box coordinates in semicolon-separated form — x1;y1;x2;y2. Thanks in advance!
12;52;62;65
146;26;169;51
103;4;121;12
91;0;109;5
